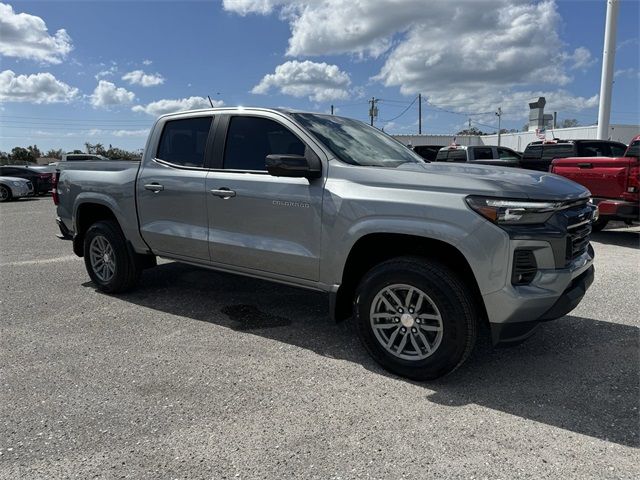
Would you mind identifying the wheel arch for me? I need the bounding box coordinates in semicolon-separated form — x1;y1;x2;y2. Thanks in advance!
73;201;121;257
332;233;487;324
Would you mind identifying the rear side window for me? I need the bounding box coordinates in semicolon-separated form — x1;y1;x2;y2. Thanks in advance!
523;145;542;160
577;142;610;157
626;141;640;158
498;147;518;159
224;116;305;171
447;150;467;162
610;144;627;157
541;144;574;161
156;117;212;167
473;147;494;160
435;150;448;161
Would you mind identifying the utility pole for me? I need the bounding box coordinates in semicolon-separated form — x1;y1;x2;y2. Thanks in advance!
597;0;620;140
495;107;502;146
330;105;334;115
418;93;422;134
368;97;378;126
553;111;557;129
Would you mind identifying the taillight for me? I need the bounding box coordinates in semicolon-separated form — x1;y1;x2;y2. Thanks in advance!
52;170;60;205
623;165;640;201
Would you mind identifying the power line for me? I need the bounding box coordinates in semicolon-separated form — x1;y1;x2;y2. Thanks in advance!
380;95;418;122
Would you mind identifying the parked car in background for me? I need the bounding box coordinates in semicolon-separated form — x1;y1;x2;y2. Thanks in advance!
412;145;445;162
54;107;596;380
521;139;627;172
0;165;52;195
551;135;639;231
61;153;111;161
0;176;33;202
434;145;522;167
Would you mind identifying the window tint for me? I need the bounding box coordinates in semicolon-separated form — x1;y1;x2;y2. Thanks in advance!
626;141;640;158
435;150;448;161
610;144;627;157
577;142;610;157
541;144;574;161
224;116;305;171
156;117;212;167
498;148;516;159
473;147;494;160
447;150;467;162
523;145;542;160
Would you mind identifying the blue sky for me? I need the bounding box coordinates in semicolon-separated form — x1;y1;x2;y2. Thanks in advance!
0;0;638;153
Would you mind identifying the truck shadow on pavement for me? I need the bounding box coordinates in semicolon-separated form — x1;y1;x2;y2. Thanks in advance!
590;229;639;249
98;261;639;448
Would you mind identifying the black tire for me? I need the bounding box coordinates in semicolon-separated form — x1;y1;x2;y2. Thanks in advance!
354;256;478;380
591;218;609;232
0;185;12;203
83;220;141;293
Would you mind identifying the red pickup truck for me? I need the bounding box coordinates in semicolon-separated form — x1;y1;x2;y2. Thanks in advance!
551;135;640;231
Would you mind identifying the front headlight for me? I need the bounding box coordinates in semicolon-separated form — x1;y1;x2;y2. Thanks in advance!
12;181;22;187
466;196;563;225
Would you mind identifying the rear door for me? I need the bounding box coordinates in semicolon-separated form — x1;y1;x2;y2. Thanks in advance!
205;113;323;281
137;115;214;260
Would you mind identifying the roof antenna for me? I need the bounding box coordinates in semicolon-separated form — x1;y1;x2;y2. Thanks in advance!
207;95;214;108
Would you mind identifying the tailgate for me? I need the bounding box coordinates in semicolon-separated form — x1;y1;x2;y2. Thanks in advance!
551;156;633;198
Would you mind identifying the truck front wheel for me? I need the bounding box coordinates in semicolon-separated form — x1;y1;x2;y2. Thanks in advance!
354;257;477;380
83;220;141;293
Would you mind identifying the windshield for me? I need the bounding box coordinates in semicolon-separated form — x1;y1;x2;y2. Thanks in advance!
291;113;423;167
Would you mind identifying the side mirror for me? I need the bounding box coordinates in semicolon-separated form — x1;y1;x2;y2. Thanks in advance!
265;152;321;179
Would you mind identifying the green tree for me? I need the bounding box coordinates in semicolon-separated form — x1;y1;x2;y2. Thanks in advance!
9;146;35;164
45;149;64;160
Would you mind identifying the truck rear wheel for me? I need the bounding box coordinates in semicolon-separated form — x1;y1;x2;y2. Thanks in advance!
83;220;141;293
354;256;477;380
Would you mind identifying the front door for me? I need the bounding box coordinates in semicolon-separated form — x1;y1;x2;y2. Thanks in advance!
137;115;213;260
205;114;323;281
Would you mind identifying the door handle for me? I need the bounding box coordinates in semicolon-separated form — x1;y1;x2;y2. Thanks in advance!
210;188;236;199
144;183;164;193
577;163;593;169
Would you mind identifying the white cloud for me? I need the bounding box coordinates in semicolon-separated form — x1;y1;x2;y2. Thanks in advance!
122;70;165;87
86;128;149;138
142;59;153;66
226;0;598;118
90;80;135;108
0;70;79;103
132;96;224;116
95;66;118;80
0;2;72;63
567;47;596;70
614;68;640;80
252;60;350;102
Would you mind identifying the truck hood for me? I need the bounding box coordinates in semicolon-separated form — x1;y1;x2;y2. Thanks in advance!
335;161;591;201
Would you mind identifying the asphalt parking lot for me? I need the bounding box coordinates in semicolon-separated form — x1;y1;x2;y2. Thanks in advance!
1;196;638;479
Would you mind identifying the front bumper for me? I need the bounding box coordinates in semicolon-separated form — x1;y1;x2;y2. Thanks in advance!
484;242;595;345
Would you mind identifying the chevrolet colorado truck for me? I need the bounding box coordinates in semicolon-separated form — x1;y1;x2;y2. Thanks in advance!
54;108;596;380
551;135;639;231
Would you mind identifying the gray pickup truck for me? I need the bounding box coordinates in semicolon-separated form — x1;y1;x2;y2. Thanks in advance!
55;107;596;380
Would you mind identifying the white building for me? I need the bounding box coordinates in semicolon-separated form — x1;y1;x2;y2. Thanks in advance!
393;124;639;152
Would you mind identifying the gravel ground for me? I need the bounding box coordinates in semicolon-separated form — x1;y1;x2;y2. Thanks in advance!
1;196;638;479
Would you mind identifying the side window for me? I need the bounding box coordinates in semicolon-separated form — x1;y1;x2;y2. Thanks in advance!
610;144;627;157
523;145;542;160
448;150;467;162
435;150;448;161
156;116;212;167
223;116;305;171
474;147;494;160
542;144;574;161
498;148;515;159
578;142;608;157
